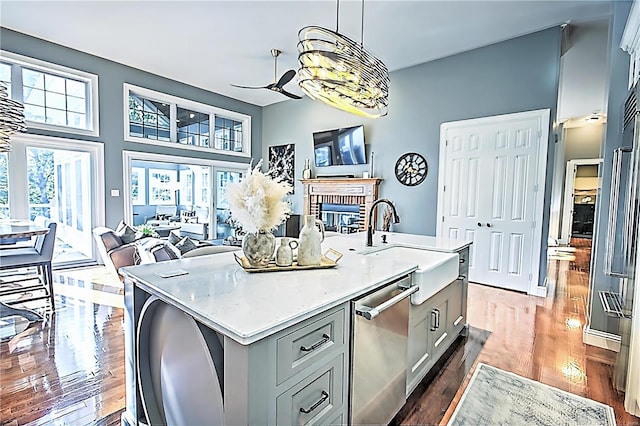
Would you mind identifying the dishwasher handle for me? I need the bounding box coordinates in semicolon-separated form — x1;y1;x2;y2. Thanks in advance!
355;286;418;321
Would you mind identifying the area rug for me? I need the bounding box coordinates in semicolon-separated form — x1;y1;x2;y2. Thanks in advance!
447;363;616;426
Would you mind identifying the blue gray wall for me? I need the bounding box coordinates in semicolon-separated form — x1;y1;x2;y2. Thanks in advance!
263;27;562;287
589;0;632;334
0;28;262;229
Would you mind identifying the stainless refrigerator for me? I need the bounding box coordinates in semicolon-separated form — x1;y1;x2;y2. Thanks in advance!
602;82;639;394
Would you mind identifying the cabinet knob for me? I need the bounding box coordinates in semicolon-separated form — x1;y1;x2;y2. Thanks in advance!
486;223;492;228
477;222;483;227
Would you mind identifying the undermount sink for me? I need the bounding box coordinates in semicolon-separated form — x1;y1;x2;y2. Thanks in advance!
362;246;459;305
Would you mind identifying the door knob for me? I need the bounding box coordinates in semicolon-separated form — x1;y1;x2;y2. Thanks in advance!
486;223;492;228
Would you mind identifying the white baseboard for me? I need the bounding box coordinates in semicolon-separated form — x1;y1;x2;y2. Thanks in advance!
583;324;621;352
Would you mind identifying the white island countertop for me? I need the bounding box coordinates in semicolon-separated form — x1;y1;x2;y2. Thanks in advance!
121;232;471;345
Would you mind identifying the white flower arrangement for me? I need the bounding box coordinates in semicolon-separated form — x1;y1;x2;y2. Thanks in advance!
225;160;292;234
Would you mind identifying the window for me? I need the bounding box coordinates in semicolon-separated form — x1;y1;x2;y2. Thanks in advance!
148;168;177;205
131;167;146;205
129;95;171;141
214;117;243;151
177;107;209;147
124;84;251;157
0;51;99;136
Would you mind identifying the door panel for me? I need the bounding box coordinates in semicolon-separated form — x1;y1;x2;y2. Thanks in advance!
439;111;549;293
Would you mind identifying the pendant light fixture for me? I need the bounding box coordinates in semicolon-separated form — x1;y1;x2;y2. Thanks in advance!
0;83;26;152
297;0;389;118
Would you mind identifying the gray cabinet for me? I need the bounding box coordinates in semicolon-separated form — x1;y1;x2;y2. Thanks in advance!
225;303;350;425
407;298;433;398
406;246;469;396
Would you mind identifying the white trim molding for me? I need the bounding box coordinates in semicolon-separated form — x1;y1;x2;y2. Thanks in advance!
583;324;621;352
437;108;550;296
622;0;640;88
122;150;249;228
559;158;602;245
0;50;100;137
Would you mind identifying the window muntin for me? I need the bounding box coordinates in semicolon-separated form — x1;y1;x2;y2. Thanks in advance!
0;51;98;136
214;117;243;152
124;84;250;157
128;94;171;141
177;107;210;147
22;68;89;129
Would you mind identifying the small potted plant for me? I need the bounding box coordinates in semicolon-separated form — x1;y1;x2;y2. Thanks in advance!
135;223;159;238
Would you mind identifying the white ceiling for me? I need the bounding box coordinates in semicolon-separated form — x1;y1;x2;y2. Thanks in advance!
0;1;613;107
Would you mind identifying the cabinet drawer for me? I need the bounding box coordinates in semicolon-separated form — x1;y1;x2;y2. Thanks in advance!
276;354;345;426
276;307;346;385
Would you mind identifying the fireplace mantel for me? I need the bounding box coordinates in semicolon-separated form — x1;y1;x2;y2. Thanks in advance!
300;178;383;231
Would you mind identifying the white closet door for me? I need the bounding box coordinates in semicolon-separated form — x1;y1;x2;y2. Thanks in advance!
438;110;549;294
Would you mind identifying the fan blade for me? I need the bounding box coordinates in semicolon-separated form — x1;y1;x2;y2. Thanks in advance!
278;89;302;99
274;70;296;88
230;83;270;90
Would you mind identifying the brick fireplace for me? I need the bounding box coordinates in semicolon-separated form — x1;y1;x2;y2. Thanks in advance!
300;178;383;232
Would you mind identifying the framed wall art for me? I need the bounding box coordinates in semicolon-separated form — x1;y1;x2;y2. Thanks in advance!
268;143;295;193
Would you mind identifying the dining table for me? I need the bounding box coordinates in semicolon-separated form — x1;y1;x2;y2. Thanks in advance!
0;219;51;324
0;219;50;241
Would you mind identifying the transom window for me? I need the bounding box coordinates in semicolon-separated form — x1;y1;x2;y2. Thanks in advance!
0;51;99;136
124;84;251;157
129;95;171;141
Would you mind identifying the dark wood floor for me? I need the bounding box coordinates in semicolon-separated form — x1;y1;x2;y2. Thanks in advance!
1;239;638;425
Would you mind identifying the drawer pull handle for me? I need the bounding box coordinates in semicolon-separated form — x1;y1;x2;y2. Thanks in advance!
299;390;329;414
430;310;437;331
300;334;330;352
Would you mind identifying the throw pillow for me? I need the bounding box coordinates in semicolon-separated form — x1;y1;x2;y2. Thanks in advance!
167;230;182;246
100;231;123;252
115;220;141;244
175;236;198;255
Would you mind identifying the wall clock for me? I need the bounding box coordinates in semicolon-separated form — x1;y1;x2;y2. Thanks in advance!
394;152;428;186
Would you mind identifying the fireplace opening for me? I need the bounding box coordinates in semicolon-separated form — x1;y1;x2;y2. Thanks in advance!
320;203;361;234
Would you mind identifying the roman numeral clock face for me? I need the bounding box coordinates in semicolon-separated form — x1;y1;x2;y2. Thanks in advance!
394;152;428;186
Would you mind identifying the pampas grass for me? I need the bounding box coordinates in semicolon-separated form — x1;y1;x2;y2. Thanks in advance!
226;160;292;234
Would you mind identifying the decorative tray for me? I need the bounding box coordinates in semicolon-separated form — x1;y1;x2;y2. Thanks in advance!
234;248;343;273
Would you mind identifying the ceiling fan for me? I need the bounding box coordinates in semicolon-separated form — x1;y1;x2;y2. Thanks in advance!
231;49;302;100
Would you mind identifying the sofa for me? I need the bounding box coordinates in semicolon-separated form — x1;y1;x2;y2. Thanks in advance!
93;223;238;279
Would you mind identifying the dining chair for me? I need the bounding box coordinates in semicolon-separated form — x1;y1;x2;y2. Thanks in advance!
0;222;57;311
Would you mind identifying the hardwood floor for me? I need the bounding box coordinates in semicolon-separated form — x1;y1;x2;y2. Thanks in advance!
1;241;638;425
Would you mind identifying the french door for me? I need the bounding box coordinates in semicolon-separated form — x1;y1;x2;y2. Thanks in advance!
2;134;104;267
214;168;245;240
437;109;549;294
123;152;247;240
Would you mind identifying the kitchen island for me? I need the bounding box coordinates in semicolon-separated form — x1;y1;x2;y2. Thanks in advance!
120;232;471;425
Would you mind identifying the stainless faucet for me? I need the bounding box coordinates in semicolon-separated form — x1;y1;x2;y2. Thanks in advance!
366;199;400;246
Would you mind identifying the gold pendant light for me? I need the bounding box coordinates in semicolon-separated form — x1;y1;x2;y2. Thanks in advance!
0;83;26;152
297;0;389;118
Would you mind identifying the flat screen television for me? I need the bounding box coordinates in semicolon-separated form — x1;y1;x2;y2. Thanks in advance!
313;125;366;167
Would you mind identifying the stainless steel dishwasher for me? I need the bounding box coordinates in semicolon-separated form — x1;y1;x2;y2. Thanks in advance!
350;275;417;425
